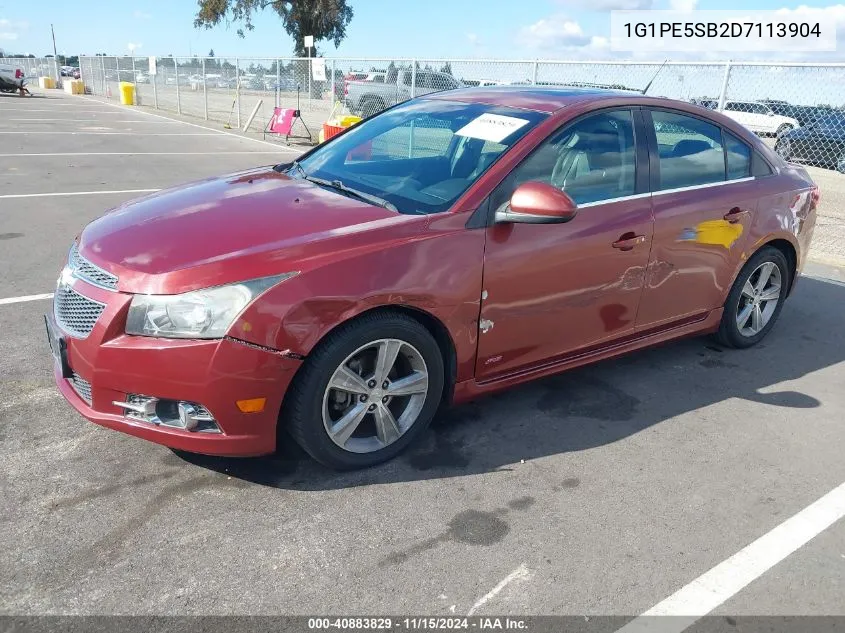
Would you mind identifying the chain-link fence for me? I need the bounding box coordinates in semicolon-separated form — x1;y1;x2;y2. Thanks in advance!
0;56;61;86
9;56;845;173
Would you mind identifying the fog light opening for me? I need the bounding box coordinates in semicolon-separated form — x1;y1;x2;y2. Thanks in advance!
113;395;221;433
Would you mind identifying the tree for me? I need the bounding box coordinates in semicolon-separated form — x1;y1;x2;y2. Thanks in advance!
194;0;353;56
208;48;215;57
440;62;452;76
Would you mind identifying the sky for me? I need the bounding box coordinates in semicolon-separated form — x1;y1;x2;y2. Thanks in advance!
0;0;844;61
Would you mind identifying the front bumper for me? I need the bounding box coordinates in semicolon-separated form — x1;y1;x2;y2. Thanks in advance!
49;279;302;457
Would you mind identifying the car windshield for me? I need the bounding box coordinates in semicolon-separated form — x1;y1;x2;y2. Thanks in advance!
293;99;548;215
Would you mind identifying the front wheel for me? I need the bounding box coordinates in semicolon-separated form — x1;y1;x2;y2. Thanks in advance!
282;312;444;469
716;246;790;349
836;152;845;174
776;123;793;137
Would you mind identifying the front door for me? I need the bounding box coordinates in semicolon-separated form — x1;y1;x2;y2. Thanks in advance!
637;108;758;329
476;109;654;379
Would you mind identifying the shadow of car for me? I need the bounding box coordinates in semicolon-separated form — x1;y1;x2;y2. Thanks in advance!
175;275;841;490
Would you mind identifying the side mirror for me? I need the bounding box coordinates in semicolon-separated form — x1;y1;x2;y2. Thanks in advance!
495;182;578;224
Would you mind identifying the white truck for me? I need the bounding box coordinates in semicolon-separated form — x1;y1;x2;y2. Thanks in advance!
345;69;462;117
0;62;26;94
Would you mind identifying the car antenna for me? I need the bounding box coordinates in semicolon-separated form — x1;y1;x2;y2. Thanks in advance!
641;60;669;95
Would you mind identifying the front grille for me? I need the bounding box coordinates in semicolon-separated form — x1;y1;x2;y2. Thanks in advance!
69;242;118;290
54;285;105;338
69;372;92;405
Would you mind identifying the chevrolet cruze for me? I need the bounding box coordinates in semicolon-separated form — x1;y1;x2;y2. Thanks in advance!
47;88;818;469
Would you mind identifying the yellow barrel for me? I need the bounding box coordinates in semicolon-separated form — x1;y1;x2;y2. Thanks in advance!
119;82;135;105
38;77;56;89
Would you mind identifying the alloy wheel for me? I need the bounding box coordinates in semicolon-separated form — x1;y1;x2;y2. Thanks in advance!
735;262;782;337
322;338;429;453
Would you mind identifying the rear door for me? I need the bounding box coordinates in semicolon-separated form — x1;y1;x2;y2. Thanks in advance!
636;108;761;329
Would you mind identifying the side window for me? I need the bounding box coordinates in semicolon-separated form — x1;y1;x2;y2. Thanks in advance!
651;110;725;190
724;131;751;179
491;110;636;207
725;102;739;112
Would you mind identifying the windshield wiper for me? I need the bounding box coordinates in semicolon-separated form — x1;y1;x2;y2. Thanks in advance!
304;175;398;212
285;160;398;212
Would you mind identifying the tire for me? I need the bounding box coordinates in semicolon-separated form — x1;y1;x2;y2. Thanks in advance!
776;123;793;137
282;311;445;470
775;138;792;161
360;97;385;119
716;246;790;349
836;153;845;174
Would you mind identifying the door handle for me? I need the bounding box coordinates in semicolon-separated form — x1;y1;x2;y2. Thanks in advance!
724;207;749;223
612;233;646;251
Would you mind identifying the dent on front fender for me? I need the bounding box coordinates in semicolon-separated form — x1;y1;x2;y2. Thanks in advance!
228;214;486;383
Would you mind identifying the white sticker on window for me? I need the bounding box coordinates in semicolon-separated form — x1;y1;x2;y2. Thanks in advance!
455;113;530;143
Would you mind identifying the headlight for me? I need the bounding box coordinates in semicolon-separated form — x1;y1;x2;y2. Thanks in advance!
125;274;295;339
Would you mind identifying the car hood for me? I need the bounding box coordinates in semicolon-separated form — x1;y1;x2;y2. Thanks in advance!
79;166;411;294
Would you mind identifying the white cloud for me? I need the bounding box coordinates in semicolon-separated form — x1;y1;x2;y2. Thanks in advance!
127;42;143;52
0;17;28;40
518;14;592;49
774;4;845;35
669;0;698;11
558;0;653;9
133;10;152;19
467;33;480;46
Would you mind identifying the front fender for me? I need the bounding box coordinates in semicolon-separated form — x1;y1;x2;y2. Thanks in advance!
230;213;486;384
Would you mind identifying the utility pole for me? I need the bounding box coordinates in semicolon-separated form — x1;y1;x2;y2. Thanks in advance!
51;23;60;85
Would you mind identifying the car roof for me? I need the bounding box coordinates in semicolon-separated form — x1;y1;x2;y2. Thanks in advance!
425;86;643;113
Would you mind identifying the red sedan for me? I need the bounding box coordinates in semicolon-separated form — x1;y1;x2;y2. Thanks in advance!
47;88;818;469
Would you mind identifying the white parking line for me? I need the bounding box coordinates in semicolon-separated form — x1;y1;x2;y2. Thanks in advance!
0;293;54;306
0;109;134;113
0;188;160;199
0;131;222;135
615;480;845;633
0;152;286;157
467;564;531;616
5;118;188;123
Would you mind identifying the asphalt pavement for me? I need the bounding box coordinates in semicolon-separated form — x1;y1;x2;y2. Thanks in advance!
1;90;844;621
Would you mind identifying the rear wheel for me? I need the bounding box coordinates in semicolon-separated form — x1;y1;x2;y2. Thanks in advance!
360;97;385;119
283;312;444;469
775;138;792;161
837;152;845;174
716;246;790;349
776;123;793;137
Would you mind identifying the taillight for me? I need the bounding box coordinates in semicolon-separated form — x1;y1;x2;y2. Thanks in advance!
343;79;348;96
811;185;820;208
15;69;23;79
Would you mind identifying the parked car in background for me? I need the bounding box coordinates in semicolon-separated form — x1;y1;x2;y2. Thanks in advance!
134;71;150;84
775;111;845;173
345;69;463;117
722;101;799;136
47;88;818;469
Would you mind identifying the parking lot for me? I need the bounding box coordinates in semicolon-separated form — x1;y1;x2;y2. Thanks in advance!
2;90;845;621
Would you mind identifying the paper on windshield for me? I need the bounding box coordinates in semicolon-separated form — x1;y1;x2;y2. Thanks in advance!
455;113;530;143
